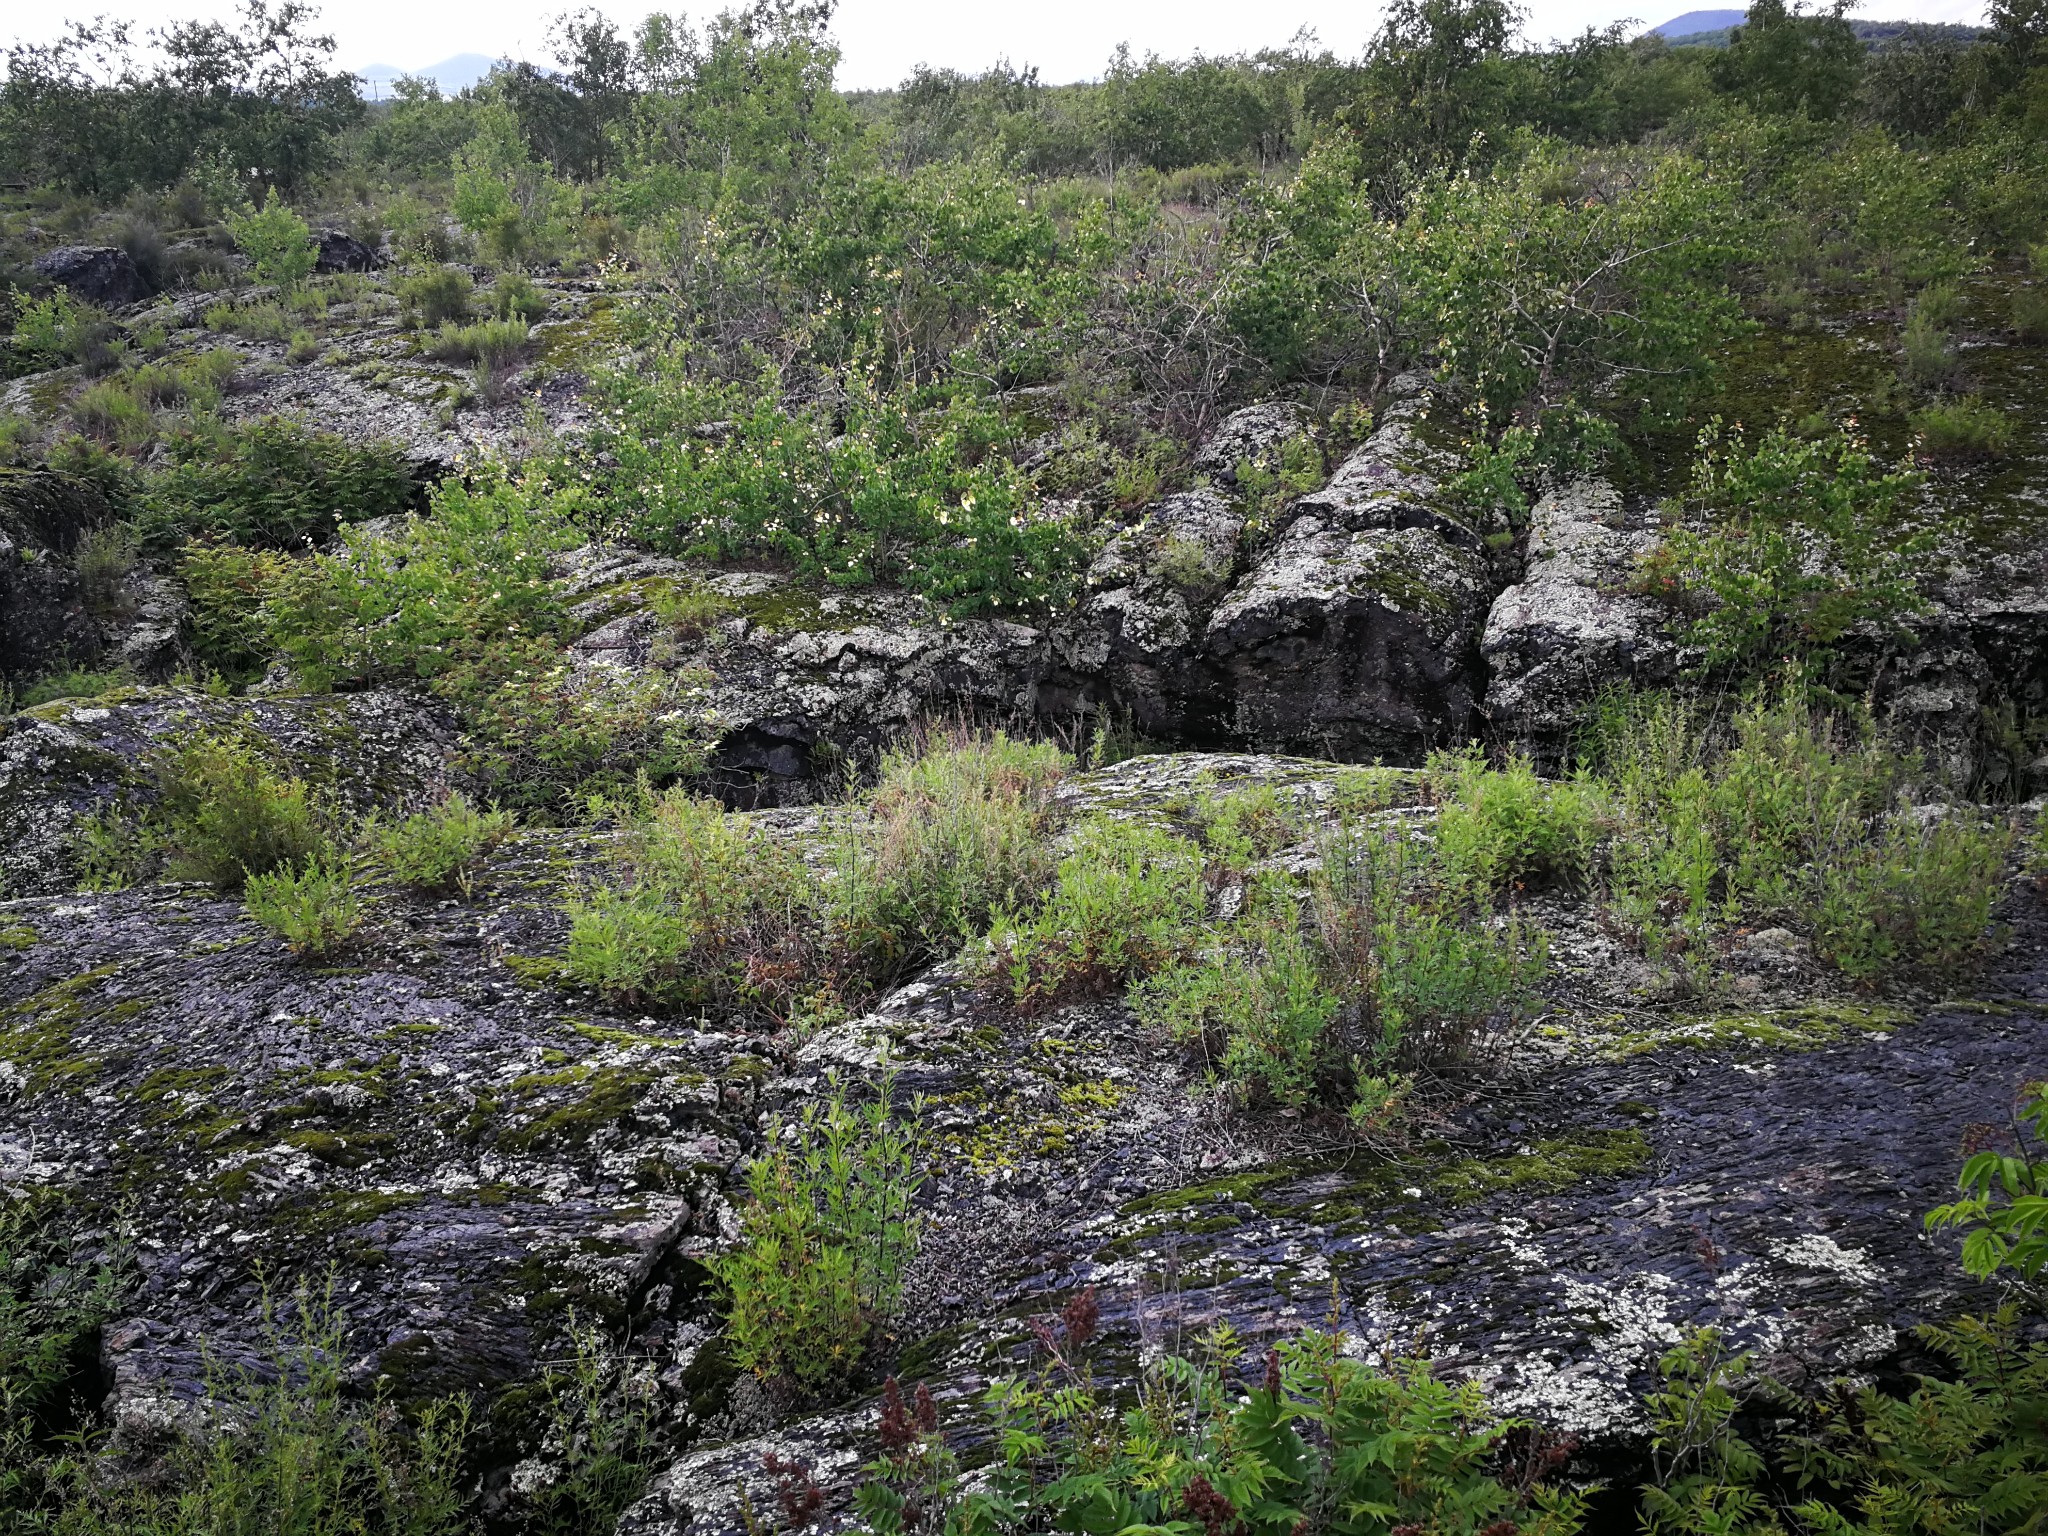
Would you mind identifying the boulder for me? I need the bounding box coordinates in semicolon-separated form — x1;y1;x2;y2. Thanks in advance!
32;245;149;307
1481;480;1680;757
313;228;378;274
1189;399;1312;486
1197;393;1490;759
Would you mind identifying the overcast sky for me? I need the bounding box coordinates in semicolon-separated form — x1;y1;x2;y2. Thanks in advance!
7;0;1995;90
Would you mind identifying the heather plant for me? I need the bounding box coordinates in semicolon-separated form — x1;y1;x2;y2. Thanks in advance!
646;581;734;638
422;317;531;366
565;787;822;1018
242;854;364;959
373;793;515;897
976;819;1209;1010
709;1069;925;1391
830;728;1070;984
153;735;334;891
1911;396;2016;458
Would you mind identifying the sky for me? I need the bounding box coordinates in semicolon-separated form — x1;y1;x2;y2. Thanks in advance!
7;0;1996;91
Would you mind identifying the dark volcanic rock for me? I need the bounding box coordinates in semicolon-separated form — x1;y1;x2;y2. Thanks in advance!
313;228;379;273
32;245;149;306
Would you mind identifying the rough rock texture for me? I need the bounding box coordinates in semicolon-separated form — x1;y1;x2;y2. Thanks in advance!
1198;396;1490;759
312;228;378;273
32;245;149;306
1189;399;1311;486
609;756;2038;1535
0;687;459;897
1482;480;1680;756
0;468;112;684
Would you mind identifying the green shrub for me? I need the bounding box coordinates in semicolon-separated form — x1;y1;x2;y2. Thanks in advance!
1899;307;1957;387
859;1318;1587;1535
285;328;320;365
831;728;1068;984
1645;423;1930;680
977;819;1207;1010
243;855;363;958
5;287;113;373
1133;915;1339;1106
591;365;1091;618
1911;396;2016;458
16;667;130;707
1811;810;2013;980
1188;780;1307;870
228;189;318;289
1430;748;1602;893
647;581;734;639
178;539;293;682
565;789;822;1017
2016;285;2048;344
136;417;418;551
154;736;332;890
1927;1081;2048;1290
464;661;711;814
421;317;529;366
490;271;552;324
709;1070;925;1390
262;475;577;691
1639;1314;2048;1536
1910;279;1965;327
68;379;152;447
373;792;514;896
73;521;137;618
396;265;473;327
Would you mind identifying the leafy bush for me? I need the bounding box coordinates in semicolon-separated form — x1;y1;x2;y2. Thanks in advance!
859;1315;1587;1535
590;365;1091;618
647;581;733;638
2016;285;2048;344
1927;1081;2048;1287
709;1070;925;1390
396;265;473;327
1645;424;1930;679
68;379;152;446
153;735;332;890
831;729;1068;984
263;474;579;691
136;417;418;551
243;855;363;958
1187;780;1307;870
1810;810;2013;979
5;288;113;374
15;667;130;707
178;539;293;682
565;789;822;1017
1911;396;2016;458
464;660;712;814
490;272;552;324
1430;748;1602;893
227;188;317;289
976;819;1208;1010
285;328;319;365
1639;1314;2048;1536
1899;307;1957;387
373;792;514;897
1134;913;1340;1106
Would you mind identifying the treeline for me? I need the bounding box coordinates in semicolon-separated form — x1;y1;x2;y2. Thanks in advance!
4;0;2045;208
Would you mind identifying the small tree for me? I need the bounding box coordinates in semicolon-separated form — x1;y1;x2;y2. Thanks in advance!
228;187;317;289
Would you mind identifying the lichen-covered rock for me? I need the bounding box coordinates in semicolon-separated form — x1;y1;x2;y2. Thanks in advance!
0;687;459;896
1189;399;1312;485
1482;480;1680;756
1205;521;1488;759
32;245;148;306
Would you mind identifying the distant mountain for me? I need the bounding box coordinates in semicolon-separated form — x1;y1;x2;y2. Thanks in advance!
1648;9;1748;36
355;53;499;98
1649;11;1987;48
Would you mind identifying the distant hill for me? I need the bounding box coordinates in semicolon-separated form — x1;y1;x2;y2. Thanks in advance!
1649;9;1748;37
1649;11;1988;48
355;53;499;98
